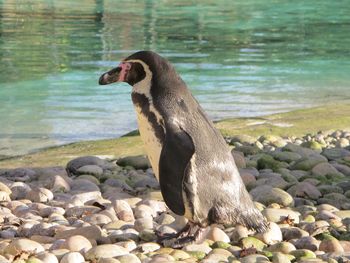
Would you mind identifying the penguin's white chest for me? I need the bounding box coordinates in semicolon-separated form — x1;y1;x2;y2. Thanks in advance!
134;106;163;180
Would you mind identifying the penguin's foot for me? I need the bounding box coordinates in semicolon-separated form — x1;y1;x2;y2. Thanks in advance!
158;223;208;249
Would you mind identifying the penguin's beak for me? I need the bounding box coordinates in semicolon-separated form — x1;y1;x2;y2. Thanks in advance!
99;67;122;85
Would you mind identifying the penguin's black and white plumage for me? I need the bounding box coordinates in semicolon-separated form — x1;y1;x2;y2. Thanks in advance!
99;51;267;247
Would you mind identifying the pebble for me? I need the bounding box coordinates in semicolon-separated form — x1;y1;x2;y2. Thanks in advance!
250;185;294;207
60;252;85;263
5;238;45;255
59;235;92;253
85;244;128;260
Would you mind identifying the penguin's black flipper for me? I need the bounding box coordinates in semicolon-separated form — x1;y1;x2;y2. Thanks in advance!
159;124;195;216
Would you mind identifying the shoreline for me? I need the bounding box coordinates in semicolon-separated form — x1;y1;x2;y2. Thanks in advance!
0;102;349;169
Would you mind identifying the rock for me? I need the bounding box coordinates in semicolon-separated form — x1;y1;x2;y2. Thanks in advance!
85;244;128;260
76;165;103;177
3;168;37;182
48;175;71;192
231;225;250;242
134;217;154;232
137;242;161;253
262;208;300;224
5;238;45;255
255;222;282;245
267;241;296;254
55;225;102;241
26;187;54;202
250;185;294;207
133;177;159;188
283;143;318;157
10;182;31;199
290;155;327;171
319;234;344;253
257;155;285;172
0;191;10;201
36;252;59;263
113;200;135;222
116;254;141;263
205;226;230;243
289;249;316;260
235;145;262;155
183;243;212;254
117;155;150;170
0;181;11;194
272;252;292;263
240;254;270;263
334;210;350;219
272;151;302;163
231;150;246;169
59;235;92;253
281;227;309;240
293;236;320;251
322;148;350;160
248;174;289;190
317;185;343;195
312;162;344;177
287;182;322;200
60;252;85;263
240;236;266;251
66;156;106;175
301;141;323;152
70;178;100;192
230;135;257;145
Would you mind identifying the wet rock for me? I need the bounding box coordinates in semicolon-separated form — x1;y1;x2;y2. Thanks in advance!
287;182;322;200
312;162;344;177
76;165;103;177
272;151;302;163
66;156;106;175
322;148;350;160
117;155;150;170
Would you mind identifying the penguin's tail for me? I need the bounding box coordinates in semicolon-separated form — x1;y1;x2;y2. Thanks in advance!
238;205;268;233
236;189;268;233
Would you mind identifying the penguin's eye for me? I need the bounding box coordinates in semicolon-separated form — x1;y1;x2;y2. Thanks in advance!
127;62;146;85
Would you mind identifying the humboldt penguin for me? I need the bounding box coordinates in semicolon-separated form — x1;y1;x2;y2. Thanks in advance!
99;51;267;247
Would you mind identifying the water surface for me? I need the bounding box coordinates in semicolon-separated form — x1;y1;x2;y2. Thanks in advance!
1;0;350;155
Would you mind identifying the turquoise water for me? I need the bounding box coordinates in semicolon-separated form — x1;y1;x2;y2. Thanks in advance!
1;0;350;155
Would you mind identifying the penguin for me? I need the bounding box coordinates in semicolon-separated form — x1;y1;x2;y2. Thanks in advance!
99;51;267;247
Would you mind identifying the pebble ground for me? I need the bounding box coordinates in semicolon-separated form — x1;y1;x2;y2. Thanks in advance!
1;129;350;262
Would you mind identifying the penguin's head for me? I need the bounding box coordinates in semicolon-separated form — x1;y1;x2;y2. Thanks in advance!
99;51;171;88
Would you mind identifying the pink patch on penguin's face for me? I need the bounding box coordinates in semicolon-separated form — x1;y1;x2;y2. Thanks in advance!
118;62;132;82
